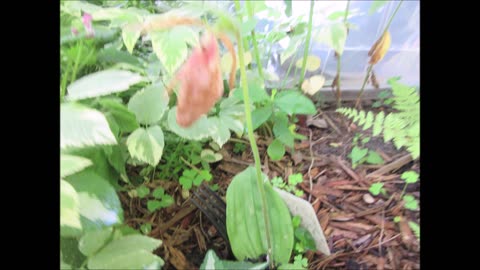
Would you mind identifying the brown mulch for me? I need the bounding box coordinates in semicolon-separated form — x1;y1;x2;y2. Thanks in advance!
120;100;420;270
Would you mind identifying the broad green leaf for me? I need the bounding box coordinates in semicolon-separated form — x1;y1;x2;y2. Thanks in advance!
79;227;113;256
61;179;81;230
369;182;384;196
200;249;269;270
128;83;169;125
61;237;86;269
61;103;117;149
150;26;198;75
126;126;165;167
273;112;294;148
366;150;384;165
97;47;142;66
251;104;273;131
314;23;347;55
226;167;294;264
167;107;216;140
61;154;92;178
159;195;174;207
88;235;163;269
369;1;389;15
274;90;317;115
98;98;139;133
64;147;120;190
401;171;419;184
268;139;285;161
295;55;321;71
350;146;368;166
66;70;144;100
66;171;123;231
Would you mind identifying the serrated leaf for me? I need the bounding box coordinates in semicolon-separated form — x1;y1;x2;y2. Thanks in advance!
152;187;165;199
179;176;193;190
136;185;150;199
226;167;294;264
364;111;374;130
350;146;368;166
79;227;113;256
61;179;82;230
295;55;321;71
201;149;223;163
159;194;174;207
366;150;384;165
126;126;165;167
251;104;273;131
98;98;139;133
273;113;294;148
268;139;285;161
122;20;142;54
403;195;419;211
66;171;123;232
167;107;216;140
274;90;317;115
61;103;117;149
209;117;231;148
150;26;198;75
88;235;163;269
128;83;169;125
373;111;385;136
369;182;384;196
66;70;144;100
61;154;92;178
147;200;162;212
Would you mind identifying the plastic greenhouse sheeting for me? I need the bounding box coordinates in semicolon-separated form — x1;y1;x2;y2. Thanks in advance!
255;0;419;93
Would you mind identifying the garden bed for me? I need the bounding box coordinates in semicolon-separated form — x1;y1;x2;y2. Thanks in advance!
120;101;420;270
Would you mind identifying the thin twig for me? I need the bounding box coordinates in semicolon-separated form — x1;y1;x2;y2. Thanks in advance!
307;129;314;202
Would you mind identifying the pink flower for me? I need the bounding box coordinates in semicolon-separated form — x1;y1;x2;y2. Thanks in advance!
71;27;79;36
82;12;94;38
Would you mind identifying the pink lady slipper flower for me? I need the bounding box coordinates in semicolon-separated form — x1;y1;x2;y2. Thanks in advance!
82;12;94;38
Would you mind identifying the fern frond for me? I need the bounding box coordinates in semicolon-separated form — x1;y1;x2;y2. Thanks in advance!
364;111;374;130
373;111;385;136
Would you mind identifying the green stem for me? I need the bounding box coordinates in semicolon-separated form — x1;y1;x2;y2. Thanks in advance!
70;41;84;88
335;0;350;108
245;1;264;80
355;64;373;108
299;0;315;86
356;0;403;108
383;0;403;36
400;183;408;199
235;1;274;266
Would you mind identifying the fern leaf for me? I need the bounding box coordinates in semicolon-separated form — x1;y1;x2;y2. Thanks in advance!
383;113;395;142
364;111;374;130
358;110;366;126
373;111;385;136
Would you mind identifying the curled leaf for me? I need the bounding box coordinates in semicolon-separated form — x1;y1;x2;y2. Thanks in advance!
368;31;391;65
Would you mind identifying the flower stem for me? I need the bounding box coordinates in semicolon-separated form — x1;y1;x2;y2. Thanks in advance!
235;1;274;267
245;1;264;80
299;0;315;86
